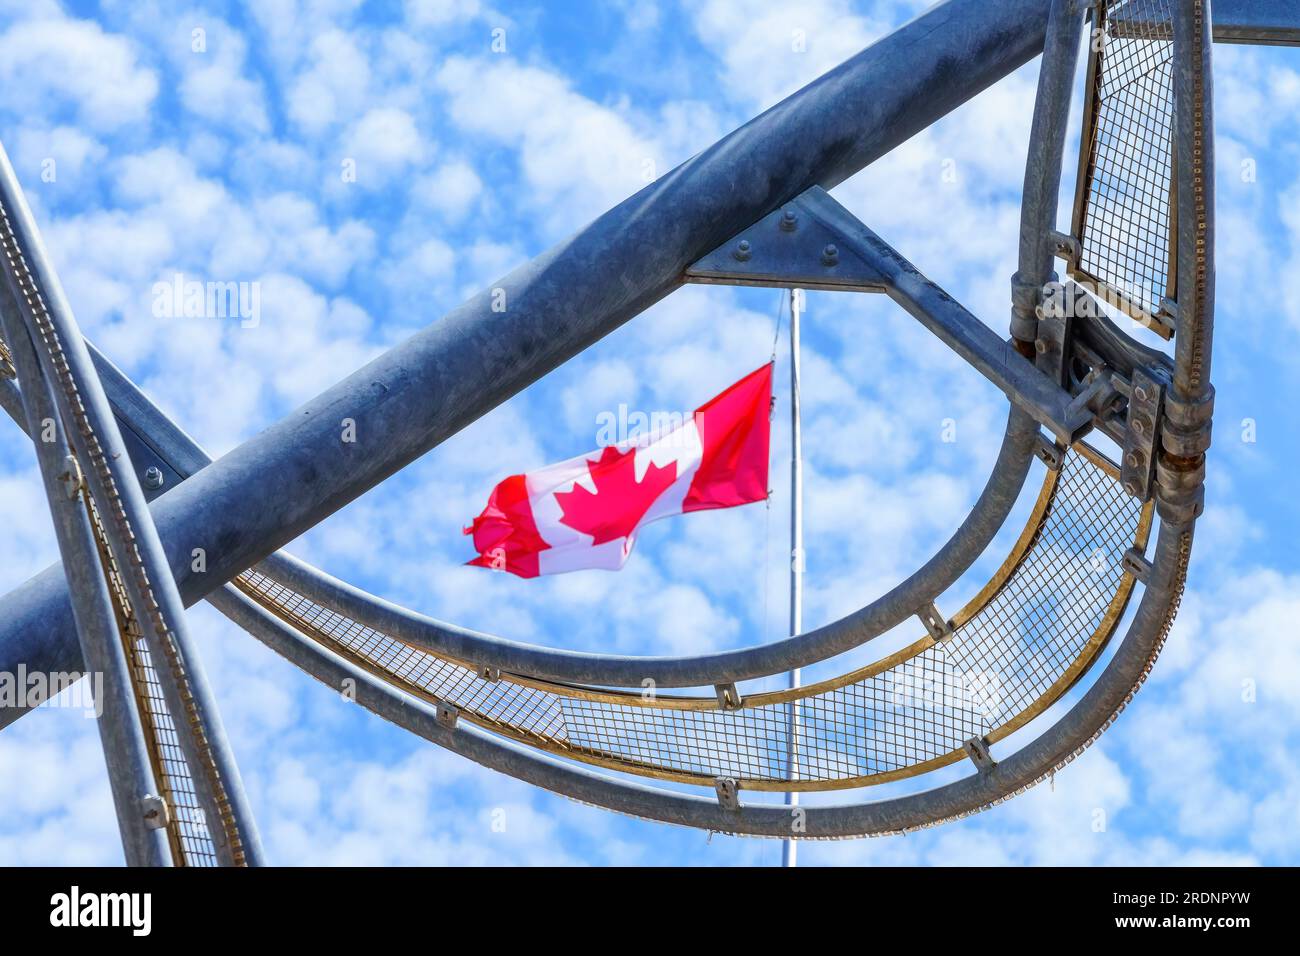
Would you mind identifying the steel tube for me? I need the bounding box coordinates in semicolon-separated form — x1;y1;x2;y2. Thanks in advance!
1210;0;1300;45
0;145;263;865
0;320;1038;691
0;289;171;866
0;0;1056;705
206;517;1193;838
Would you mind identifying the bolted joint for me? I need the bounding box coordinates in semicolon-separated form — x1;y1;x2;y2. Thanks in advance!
1121;548;1154;583
917;602;953;642
435;701;460;729
963;736;997;774
1034;434;1064;472
714;777;740;811
142;466;165;490
714;683;743;710
1048;230;1081;263
141;793;170;830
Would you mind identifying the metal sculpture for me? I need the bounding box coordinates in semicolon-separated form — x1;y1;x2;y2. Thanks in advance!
0;0;1296;861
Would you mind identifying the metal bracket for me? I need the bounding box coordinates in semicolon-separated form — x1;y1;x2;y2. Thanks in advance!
476;666;501;683
141;794;170;830
917;602;953;642
685;188;889;293
963;736;997;774
1121;366;1166;500
1034;298;1074;389
714;777;741;811
1033;434;1064;472
714;683;743;710
58;454;83;500
1048;230;1081;266
1121;548;1153;583
436;701;460;729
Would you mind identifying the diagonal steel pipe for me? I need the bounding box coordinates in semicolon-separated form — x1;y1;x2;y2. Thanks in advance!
0;0;1059;724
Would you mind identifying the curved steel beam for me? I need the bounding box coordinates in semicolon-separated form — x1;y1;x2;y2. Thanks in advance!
207;516;1192;838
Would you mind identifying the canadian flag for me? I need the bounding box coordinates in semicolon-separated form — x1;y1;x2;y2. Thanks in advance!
465;363;773;578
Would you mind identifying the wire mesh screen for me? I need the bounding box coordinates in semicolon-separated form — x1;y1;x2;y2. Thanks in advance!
85;496;219;866
236;448;1145;791
1073;0;1176;324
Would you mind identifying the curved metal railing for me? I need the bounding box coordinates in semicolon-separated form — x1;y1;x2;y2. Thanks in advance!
231;443;1150;792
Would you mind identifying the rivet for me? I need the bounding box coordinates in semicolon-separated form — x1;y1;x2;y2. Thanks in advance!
733;239;752;262
780;209;798;232
821;243;839;266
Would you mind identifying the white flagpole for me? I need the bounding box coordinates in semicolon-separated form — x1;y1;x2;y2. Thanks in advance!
783;287;803;869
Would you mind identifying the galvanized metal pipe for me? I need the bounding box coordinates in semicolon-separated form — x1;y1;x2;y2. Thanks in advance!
0;289;171;866
0;145;263;865
1208;0;1300;45
206;516;1194;838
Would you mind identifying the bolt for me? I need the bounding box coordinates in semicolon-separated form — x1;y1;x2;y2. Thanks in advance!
1133;384;1149;403
1124;479;1140;496
821;243;839;266
1126;451;1143;469
733;239;752;262
143;466;165;490
780;209;798;232
1035;339;1049;354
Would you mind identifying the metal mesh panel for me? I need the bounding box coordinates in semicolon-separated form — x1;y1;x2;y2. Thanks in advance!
1074;0;1176;322
84;495;220;866
235;446;1146;792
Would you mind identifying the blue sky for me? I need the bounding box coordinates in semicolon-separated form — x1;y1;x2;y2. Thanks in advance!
0;0;1298;865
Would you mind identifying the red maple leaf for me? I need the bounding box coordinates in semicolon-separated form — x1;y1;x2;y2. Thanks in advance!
554;445;678;545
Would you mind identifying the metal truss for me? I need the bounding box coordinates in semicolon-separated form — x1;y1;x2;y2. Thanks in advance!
0;0;1294;853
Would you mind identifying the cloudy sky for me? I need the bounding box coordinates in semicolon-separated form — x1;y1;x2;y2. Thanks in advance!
0;0;1298;865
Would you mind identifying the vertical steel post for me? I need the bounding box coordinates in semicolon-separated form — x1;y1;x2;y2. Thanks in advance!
783;288;804;868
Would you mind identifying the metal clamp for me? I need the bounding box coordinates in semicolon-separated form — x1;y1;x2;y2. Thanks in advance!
963;736;997;774
1121;548;1153;583
476;666;501;683
714;777;740;811
141;794;170;830
917;602;953;642
1048;230;1081;264
58;454;83;500
1121;366;1165;501
1033;434;1064;472
436;701;460;729
714;683;743;710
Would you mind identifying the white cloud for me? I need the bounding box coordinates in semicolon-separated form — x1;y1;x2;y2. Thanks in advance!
0;17;157;130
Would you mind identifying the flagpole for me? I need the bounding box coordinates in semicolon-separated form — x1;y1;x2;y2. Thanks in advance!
783;287;803;869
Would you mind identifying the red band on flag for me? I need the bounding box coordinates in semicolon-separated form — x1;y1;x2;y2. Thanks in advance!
683;362;772;512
